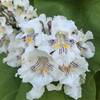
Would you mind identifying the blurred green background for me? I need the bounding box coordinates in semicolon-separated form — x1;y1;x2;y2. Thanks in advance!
0;0;100;100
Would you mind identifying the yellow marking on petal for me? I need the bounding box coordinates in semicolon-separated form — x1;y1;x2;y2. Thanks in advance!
37;67;49;75
53;43;61;49
25;37;33;44
63;43;70;49
53;43;70;49
42;67;49;75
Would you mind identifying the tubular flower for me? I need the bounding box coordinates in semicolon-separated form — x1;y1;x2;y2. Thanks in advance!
16;45;62;99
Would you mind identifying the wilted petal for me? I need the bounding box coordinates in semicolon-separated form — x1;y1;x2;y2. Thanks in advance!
84;31;93;41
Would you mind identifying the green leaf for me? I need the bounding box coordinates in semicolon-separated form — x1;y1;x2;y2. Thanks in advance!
39;89;65;100
0;54;32;100
0;54;20;100
15;83;32;100
80;72;96;100
95;71;100;100
82;0;100;73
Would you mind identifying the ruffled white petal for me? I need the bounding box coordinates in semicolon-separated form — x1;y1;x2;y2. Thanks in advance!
81;42;95;58
19;18;42;34
84;31;93;41
51;16;77;35
52;49;76;66
47;83;62;91
60;74;80;87
27;87;45;100
3;53;21;67
31;74;53;87
60;57;88;87
64;85;81;100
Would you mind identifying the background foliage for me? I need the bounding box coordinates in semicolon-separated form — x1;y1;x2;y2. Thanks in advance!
0;0;100;100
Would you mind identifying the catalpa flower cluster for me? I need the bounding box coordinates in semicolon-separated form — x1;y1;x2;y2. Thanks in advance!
0;0;95;100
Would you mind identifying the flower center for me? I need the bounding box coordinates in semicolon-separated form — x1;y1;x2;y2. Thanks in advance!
59;62;78;74
52;32;70;54
31;56;53;75
25;36;33;44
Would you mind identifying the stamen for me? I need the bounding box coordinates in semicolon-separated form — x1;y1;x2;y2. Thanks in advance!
47;63;53;71
31;59;40;71
59;61;79;74
59;64;71;73
70;62;79;67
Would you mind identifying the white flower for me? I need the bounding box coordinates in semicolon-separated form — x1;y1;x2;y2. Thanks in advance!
13;0;29;11
16;45;62;99
17;45;57;85
59;57;88;86
25;6;38;19
77;30;95;58
51;16;77;36
34;16;80;66
57;57;88;99
27;86;45;100
3;33;26;67
34;32;80;67
35;31;80;67
0;17;14;53
50;32;80;65
64;85;81;100
3;52;21;67
13;0;37;24
52;44;80;66
19;17;42;34
46;83;62;91
34;33;54;53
